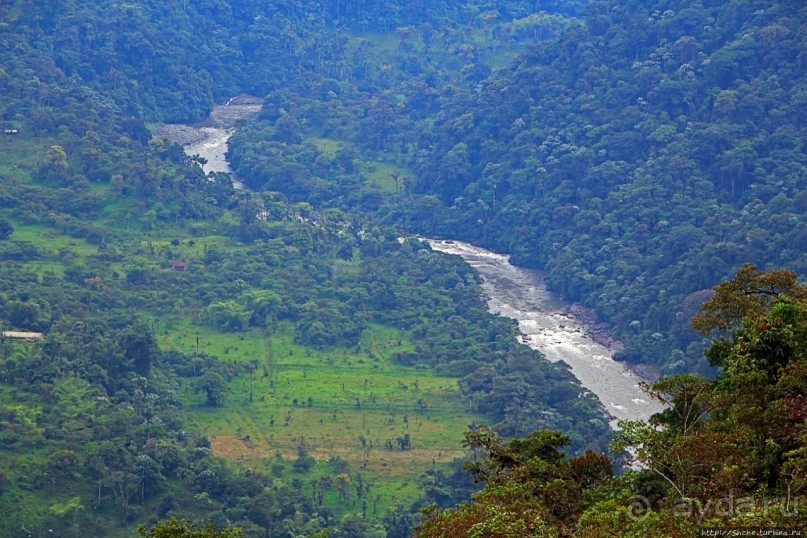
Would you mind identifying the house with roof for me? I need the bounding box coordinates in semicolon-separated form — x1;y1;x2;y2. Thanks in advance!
2;331;44;342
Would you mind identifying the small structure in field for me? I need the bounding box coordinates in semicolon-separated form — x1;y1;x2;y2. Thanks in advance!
2;331;44;341
171;262;187;272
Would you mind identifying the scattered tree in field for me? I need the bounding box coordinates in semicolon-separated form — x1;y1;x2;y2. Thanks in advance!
194;371;229;406
334;473;352;502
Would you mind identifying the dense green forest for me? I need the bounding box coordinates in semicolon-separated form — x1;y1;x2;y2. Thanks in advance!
1;0;805;536
0;1;609;536
227;0;807;377
405;0;807;376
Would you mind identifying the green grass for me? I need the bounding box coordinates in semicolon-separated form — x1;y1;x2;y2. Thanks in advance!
309;137;347;157
4;223;97;280
160;319;479;518
10;224;97;255
308;135;412;194
362;160;412;194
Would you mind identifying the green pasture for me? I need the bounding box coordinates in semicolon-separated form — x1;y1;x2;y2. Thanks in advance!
309;136;346;156
9;224;97;255
308;135;411;194
3;223;98;279
361;160;412;194
160;319;479;517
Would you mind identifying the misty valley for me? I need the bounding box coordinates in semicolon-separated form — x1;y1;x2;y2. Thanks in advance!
0;1;805;537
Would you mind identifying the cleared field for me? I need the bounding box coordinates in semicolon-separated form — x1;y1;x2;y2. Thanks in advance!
308;136;413;194
160;320;479;516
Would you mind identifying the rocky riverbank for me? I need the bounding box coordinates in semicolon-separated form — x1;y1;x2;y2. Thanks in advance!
426;238;665;425
567;303;624;352
155;124;210;146
160;96;261;180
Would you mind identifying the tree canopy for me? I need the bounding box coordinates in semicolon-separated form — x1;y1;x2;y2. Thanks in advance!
418;265;807;536
1;0;805;535
138;519;241;538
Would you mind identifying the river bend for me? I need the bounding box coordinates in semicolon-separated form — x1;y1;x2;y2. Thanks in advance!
168;101;662;426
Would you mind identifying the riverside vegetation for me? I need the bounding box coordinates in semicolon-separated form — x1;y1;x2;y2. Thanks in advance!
226;0;807;377
0;2;605;536
0;0;805;536
0;114;609;535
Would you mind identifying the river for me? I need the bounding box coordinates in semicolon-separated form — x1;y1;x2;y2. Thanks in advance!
426;239;664;425
159;95;262;187
169;100;662;426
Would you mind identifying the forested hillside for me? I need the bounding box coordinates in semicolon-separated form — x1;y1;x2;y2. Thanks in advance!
0;0;583;124
0;1;610;536
228;0;807;375
403;0;807;374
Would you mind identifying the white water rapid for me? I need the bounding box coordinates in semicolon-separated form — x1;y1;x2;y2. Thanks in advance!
426;239;663;426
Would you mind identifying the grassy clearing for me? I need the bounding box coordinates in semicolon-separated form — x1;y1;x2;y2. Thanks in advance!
362;160;412;194
308;135;412;194
10;224;98;255
160;320;479;517
309;137;346;157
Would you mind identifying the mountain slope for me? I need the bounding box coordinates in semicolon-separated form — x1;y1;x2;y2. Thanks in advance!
404;0;807;374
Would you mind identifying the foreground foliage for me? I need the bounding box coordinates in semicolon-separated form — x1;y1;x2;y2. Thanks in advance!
417;265;806;536
417;427;611;537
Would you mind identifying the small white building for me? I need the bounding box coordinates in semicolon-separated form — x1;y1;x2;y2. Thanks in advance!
2;331;44;342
